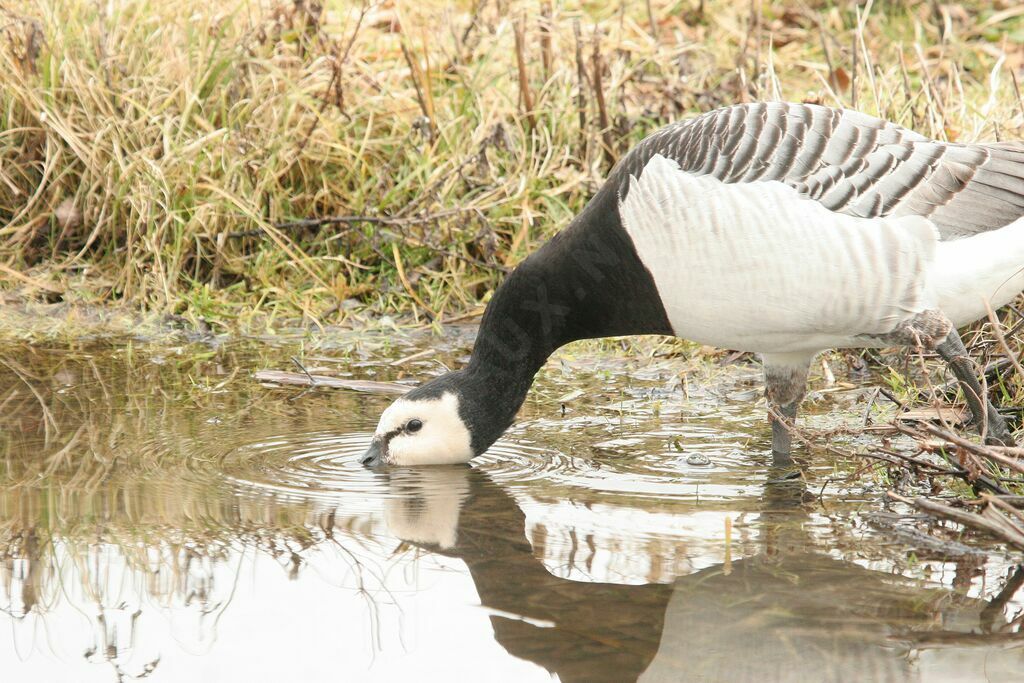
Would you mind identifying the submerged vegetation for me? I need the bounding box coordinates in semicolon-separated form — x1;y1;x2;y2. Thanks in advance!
1;0;1022;330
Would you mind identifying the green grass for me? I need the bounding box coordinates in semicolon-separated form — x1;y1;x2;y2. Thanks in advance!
1;0;1022;334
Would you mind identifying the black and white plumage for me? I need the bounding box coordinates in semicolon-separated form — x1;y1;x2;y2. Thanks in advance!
363;102;1024;467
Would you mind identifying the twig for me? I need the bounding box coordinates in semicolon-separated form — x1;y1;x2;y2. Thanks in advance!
291;356;318;384
450;0;488;68
862;386;880;427
389;348;434;366
1004;301;1024;338
862;513;988;558
980;565;1024;632
0;262;62;293
886;422;1010;494
854;0;879;113
908;422;1024;475
513;15;536;133
850;27;858;110
878;386;906;411
747;0;763;89
539;2;553;81
986;494;1024;526
869;444;968;477
1011;66;1024;124
817;18;837;93
293;61;340;158
572;20;588;163
763;399;1010;497
254;370;410;394
401;41;434;137
442;307;486;324
915;42;948;135
965;495;1024;508
645;0;659;42
284;357;320;402
334;2;370;114
908;336;968;455
898;47;918;127
888;492;1024;550
591;31;615;169
891;630;1024;649
986;299;1024;379
391;243;436;321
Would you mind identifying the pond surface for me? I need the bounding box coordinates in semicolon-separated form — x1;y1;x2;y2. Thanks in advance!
1;334;1022;682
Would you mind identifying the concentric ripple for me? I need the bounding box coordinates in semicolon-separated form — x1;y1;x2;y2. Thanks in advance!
471;417;774;503
219;413;777;509
221;429;389;507
222;429;565;504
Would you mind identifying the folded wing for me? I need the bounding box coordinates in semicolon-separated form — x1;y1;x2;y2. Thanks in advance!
617;102;1024;239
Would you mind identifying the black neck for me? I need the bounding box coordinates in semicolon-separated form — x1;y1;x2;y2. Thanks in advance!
460;185;672;453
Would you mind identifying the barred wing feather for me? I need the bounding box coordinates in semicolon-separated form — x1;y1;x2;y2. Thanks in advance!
616;102;1024;238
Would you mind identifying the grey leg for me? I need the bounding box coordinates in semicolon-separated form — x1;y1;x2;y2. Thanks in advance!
934;329;1015;446
763;353;813;463
770;401;800;461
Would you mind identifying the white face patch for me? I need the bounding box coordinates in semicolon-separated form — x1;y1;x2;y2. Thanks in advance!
374;392;474;466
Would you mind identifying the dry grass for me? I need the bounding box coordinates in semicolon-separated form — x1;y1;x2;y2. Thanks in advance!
0;0;1022;332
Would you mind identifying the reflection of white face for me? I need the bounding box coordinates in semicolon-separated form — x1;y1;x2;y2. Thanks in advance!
374;392;474;466
384;468;472;550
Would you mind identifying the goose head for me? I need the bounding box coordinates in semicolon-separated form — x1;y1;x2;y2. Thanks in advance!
362;372;477;467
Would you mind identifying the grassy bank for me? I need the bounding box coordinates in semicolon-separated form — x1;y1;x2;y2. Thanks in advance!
1;0;1022;333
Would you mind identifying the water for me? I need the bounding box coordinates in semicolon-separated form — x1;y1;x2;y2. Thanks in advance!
1;338;1022;682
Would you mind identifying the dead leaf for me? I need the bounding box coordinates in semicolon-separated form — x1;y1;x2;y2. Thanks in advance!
830;66;851;92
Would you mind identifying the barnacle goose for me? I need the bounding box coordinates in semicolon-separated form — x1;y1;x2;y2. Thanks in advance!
363;102;1024;467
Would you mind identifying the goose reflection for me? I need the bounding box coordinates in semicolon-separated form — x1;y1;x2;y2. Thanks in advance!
382;465;1024;683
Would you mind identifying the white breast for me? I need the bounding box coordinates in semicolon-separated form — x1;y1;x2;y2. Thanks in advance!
618;154;942;353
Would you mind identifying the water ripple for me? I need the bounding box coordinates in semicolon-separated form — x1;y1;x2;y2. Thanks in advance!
221;430;387;506
218;414;775;507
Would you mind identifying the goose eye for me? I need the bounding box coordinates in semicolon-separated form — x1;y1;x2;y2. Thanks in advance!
406;419;423;433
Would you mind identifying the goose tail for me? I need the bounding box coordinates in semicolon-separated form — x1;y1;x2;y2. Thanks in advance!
927;142;1024;237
